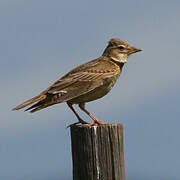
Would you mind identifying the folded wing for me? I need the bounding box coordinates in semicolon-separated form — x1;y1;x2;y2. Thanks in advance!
13;58;120;112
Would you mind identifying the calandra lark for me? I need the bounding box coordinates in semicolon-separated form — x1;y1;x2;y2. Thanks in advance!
13;38;142;126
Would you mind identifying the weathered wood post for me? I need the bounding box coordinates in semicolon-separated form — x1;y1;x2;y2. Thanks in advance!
70;124;125;180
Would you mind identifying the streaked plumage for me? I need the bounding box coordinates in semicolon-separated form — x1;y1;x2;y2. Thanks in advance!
13;38;142;126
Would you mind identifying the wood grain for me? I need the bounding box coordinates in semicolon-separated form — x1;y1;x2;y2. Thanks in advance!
70;124;125;180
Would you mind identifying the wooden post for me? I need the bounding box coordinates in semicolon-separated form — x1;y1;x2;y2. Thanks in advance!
70;124;125;180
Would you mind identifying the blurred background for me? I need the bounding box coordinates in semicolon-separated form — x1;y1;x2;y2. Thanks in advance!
1;0;180;179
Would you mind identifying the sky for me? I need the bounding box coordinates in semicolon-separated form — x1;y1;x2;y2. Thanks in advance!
1;0;180;179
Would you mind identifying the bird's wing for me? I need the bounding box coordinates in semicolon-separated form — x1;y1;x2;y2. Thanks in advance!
24;58;120;112
45;58;119;102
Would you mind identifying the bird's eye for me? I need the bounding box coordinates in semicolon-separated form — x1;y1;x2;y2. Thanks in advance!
118;46;125;50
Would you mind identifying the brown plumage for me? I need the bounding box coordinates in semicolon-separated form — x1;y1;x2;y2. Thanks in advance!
13;38;142;126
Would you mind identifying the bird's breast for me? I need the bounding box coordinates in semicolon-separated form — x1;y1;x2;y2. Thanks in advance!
69;75;119;104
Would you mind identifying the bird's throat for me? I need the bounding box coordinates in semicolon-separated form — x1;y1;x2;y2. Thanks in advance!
110;58;125;69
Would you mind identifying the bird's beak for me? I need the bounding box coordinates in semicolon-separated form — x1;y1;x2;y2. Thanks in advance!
129;47;142;55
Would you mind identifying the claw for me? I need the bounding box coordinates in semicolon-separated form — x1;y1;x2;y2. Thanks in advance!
83;121;106;127
66;118;89;128
66;121;81;128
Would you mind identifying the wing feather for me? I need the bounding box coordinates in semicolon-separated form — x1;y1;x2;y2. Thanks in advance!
45;58;120;102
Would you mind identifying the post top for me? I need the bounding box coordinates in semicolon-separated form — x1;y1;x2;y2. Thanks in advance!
70;123;124;130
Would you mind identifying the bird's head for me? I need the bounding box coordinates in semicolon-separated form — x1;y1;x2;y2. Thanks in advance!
103;38;142;63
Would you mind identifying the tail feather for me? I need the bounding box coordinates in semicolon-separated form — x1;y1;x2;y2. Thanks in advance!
25;101;43;112
29;103;54;113
25;94;57;113
26;101;56;113
12;94;46;111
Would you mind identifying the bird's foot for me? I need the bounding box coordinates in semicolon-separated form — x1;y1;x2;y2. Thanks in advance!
66;122;80;128
66;118;89;128
83;120;106;127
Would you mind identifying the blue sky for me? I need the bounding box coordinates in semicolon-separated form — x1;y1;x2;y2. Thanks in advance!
1;0;180;179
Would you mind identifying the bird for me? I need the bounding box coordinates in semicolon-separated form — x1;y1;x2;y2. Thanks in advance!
13;38;142;126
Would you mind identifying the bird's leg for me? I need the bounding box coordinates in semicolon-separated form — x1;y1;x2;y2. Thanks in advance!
67;102;89;127
79;103;105;126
